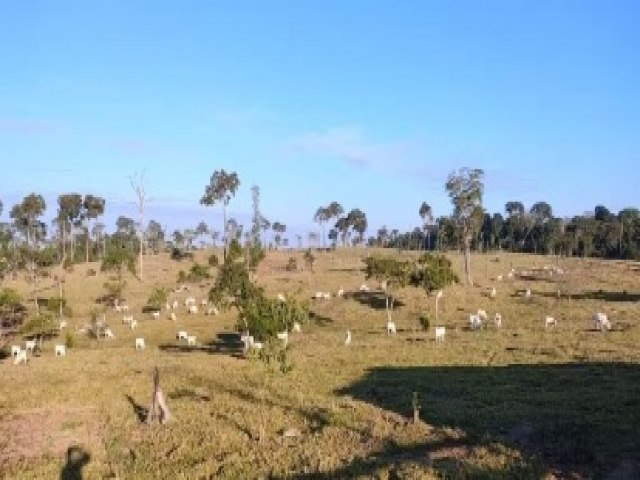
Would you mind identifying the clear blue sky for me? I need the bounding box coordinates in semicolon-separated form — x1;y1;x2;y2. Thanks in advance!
1;1;639;238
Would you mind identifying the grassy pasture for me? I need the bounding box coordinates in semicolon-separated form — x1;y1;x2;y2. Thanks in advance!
1;249;639;479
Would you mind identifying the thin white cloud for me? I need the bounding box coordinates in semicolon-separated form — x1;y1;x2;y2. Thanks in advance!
287;125;415;170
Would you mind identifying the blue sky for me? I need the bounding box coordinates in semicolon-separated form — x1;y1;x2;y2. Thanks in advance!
1;1;639;238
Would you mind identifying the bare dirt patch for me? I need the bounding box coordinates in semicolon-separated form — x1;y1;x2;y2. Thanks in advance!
0;406;102;467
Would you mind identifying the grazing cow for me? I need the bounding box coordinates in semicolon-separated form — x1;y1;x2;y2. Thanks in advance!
314;291;324;300
435;326;446;342
130;320;138;330
151;311;160;320
104;328;115;339
345;330;351;345
188;305;198;315
187;335;196;346
276;331;289;347
594;312;611;331
359;284;370;292
14;349;27;365
25;340;36;353
55;345;66;356
59;320;68;329
135;338;145;349
545;316;556;328
122;315;133;324
177;331;188;341
469;314;482;330
322;292;331;300
121;305;129;313
387;321;397;335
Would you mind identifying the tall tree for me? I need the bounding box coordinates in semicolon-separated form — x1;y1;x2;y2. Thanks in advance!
195;221;209;246
200;169;240;261
272;222;286;249
419;202;434;250
347;208;368;245
445;168;484;286
57;193;83;261
313;207;330;248
82;194;105;263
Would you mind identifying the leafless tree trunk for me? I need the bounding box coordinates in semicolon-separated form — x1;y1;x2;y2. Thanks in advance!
146;367;172;424
130;172;147;281
463;236;473;286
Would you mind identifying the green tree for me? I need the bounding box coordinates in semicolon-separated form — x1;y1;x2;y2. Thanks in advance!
313;207;330;248
445;168;484;286
364;256;411;324
410;253;459;294
200;169;240;260
57;193;83;261
82;194;106;263
347;208;368;245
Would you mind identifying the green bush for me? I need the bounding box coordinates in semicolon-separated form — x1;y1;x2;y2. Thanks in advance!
178;263;211;283
410;253;459;294
418;312;431;331
147;286;168;309
64;332;76;349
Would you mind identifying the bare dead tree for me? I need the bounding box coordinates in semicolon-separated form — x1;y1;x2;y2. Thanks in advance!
146;367;172;425
130;171;147;281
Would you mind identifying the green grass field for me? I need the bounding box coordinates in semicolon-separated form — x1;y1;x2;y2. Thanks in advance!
1;249;639;479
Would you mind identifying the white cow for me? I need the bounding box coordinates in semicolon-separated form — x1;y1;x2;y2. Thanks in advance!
206;307;219;316
337;288;344;298
545;316;556;328
435;326;446;342
524;289;532;299
292;322;302;333
277;293;286;302
11;345;21;357
122;315;134;324
469;314;482;330
130;320;138;330
387;321;397;335
594;312;611;331
477;310;488;321
276;331;288;346
314;291;324;300
151;311;160;320
104;328;115;339
165;302;171;311
187;335;196;346
188;305;198;315
177;331;188;341
490;287;497;299
135;338;146;349
121;305;129;313
322;292;331;300
494;313;502;328
14;349;27;365
25;340;36;353
59;320;68;330
345;329;351;345
172;300;179;309
55;344;66;356
359;284;370;292
170;312;177;322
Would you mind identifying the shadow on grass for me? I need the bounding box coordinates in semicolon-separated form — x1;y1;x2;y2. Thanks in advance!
60;445;91;480
125;394;148;423
159;333;246;358
325;362;640;478
309;311;333;326
346;291;406;311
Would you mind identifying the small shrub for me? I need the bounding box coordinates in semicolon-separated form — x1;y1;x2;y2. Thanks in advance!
208;254;219;267
87;268;97;276
63;257;74;272
178;263;211;283
64;332;76;349
418;313;431;331
147;286;168;309
285;257;298;272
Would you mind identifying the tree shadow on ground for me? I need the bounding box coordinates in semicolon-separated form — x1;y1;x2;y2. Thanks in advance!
60;445;90;480
309;311;333;326
159;333;246;358
323;362;640;478
125;394;148;423
346;291;406;311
